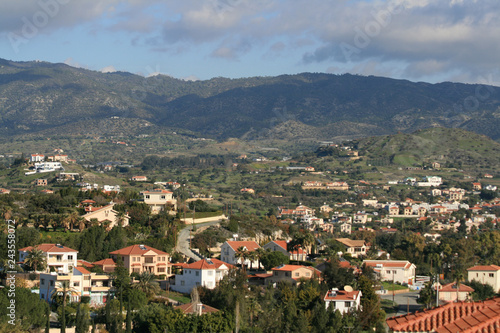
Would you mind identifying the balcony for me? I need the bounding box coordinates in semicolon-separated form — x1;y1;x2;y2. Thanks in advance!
48;258;73;264
91;286;111;292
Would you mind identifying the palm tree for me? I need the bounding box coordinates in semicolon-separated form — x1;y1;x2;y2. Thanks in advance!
454;270;465;302
24;249;47;272
133;272;160;298
64;211;81;231
235;246;250;272
255;247;266;271
51;280;78;333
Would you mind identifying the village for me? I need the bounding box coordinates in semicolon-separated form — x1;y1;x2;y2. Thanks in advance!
1;146;499;332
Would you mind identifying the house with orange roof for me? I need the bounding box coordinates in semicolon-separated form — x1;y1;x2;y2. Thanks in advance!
363;260;416;285
220;241;261;268
467;265;500;293
141;189;177;214
336;238;369;258
39;266;112;306
132;175;148;182
472;182;482;191
81;203;130;230
172;258;233;294
175;302;219;315
0;188;11;194
436;282;474;302
263;240;308;261
92;258;117;273
386;297;500;333
19;243;78;273
109;244;170;276
324;288;362;314
30;154;45;162
266;264;320;285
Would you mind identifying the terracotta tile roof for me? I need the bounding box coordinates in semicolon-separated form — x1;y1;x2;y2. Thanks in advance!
109;244;168;256
248;273;273;279
77;260;94;268
175;302;219;314
93;258;116;266
226;241;260;252
439;282;474;293
387;297;500;333
74;266;91;275
185;258;233;270
467;265;500;272
272;265;319;276
324;289;361;301
18;243;78;253
336;238;366;247
141;189;172;194
269;240;307;255
363;260;413;270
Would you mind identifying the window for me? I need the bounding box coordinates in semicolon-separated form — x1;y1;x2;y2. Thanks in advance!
196;271;199;276
41;279;45;285
161;195;166;199
180;281;185;286
84;276;90;280
146;195;150;199
157;268;165;273
73;282;80;287
393;270;397;274
295;272;299;277
345;302;351;308
489;273;494;278
68;255;73;260
386;270;391;274
50;281;54;286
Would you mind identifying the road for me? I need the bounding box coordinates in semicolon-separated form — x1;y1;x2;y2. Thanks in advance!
175;220;222;261
381;291;423;317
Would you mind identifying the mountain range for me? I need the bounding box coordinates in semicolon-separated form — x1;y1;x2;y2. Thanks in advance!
1;58;500;142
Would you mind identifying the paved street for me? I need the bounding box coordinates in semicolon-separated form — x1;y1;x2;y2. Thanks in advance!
381;291;423;317
175;220;222;261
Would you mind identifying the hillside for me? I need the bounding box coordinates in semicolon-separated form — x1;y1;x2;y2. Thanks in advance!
1;58;500;142
352;127;500;169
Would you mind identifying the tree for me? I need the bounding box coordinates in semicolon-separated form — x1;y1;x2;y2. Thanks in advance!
133;272;160;298
235;246;250;271
0;287;47;330
24;248;47;272
51;280;78;333
417;282;436;309
322;257;355;289
75;303;89;333
260;250;289;271
468;280;496;301
357;275;385;331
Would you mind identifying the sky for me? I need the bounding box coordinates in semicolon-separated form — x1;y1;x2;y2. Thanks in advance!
1;0;499;85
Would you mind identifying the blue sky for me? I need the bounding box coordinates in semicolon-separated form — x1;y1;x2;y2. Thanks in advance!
1;0;499;84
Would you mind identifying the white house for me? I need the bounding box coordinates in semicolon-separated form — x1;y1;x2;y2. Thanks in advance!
324;288;362;314
30;154;45;162
39;266;112;306
363;260;416;285
141;189;177;214
467;265;500;293
19;243;78;274
34;161;64;173
172;259;233;294
220;241;260;268
417;176;442;187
